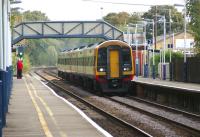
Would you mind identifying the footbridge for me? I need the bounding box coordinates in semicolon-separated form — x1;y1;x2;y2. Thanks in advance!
12;21;124;45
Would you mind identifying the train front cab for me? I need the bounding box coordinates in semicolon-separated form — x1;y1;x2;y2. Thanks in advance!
95;42;134;93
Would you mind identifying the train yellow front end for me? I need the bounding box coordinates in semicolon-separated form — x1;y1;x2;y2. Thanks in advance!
95;40;134;93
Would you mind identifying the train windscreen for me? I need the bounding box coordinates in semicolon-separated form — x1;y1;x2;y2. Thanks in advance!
97;48;107;72
122;48;132;70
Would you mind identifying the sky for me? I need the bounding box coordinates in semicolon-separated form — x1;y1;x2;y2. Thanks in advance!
14;0;185;21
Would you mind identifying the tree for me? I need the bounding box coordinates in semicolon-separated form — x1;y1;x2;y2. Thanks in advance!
129;12;142;24
187;0;200;53
103;13;120;26
23;10;49;21
142;6;184;37
103;11;141;31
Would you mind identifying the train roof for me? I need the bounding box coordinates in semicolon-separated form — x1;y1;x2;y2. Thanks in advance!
59;40;130;54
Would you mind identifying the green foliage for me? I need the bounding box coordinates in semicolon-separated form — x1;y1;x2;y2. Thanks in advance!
25;39;62;66
150;51;183;75
12;53;17;75
22;10;49;21
142;6;184;38
103;12;141;30
24;37;104;66
10;10;21;29
187;0;200;53
23;54;31;73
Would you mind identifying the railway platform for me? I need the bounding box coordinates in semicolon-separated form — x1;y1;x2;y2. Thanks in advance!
132;77;200;113
132;77;200;93
3;74;111;137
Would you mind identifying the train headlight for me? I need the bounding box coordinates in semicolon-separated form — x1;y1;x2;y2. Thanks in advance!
123;67;131;71
99;68;104;72
98;67;106;72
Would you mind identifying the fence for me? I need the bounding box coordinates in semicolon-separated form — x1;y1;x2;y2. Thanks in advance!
187;57;200;83
172;57;200;83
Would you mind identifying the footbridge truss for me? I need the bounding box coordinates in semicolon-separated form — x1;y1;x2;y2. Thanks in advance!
12;21;124;45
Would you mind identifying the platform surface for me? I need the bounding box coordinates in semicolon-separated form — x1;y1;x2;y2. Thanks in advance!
3;74;110;137
132;77;200;93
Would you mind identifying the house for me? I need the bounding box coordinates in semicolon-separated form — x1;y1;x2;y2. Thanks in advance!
155;32;194;51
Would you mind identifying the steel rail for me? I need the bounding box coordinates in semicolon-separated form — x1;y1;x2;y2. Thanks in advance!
35;71;153;137
127;96;200;119
42;69;200;134
108;96;200;135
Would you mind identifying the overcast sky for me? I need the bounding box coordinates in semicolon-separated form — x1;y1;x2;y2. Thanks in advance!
15;0;185;21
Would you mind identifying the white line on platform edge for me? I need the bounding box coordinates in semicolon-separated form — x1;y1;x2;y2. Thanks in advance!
33;75;113;137
132;79;200;92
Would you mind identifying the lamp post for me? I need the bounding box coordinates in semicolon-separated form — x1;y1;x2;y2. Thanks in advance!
156;15;166;80
152;19;155;79
134;24;139;78
163;15;166;80
144;19;155;79
174;2;187;81
183;0;187;82
143;21;148;78
169;9;173;81
161;9;173;80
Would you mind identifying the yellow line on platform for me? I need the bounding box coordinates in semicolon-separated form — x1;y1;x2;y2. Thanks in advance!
29;80;68;137
24;77;53;137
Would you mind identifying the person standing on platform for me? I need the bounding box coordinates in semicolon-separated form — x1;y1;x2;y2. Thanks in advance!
17;59;23;79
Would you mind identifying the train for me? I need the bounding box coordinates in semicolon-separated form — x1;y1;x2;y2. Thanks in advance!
57;40;134;93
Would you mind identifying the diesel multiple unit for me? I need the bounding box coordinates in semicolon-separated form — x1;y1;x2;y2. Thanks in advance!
57;40;134;93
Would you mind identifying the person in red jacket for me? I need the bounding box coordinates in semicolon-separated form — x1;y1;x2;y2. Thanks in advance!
17;59;23;79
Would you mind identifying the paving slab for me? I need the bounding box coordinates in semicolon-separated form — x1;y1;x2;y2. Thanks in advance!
3;74;111;137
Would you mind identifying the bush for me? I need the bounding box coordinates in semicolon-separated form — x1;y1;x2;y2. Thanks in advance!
150;50;183;76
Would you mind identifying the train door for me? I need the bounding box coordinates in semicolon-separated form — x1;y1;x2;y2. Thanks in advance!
109;50;120;78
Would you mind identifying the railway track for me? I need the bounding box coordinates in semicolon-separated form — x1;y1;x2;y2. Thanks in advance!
127;96;200;119
35;70;152;137
39;69;200;136
45;69;200;118
108;96;200;135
